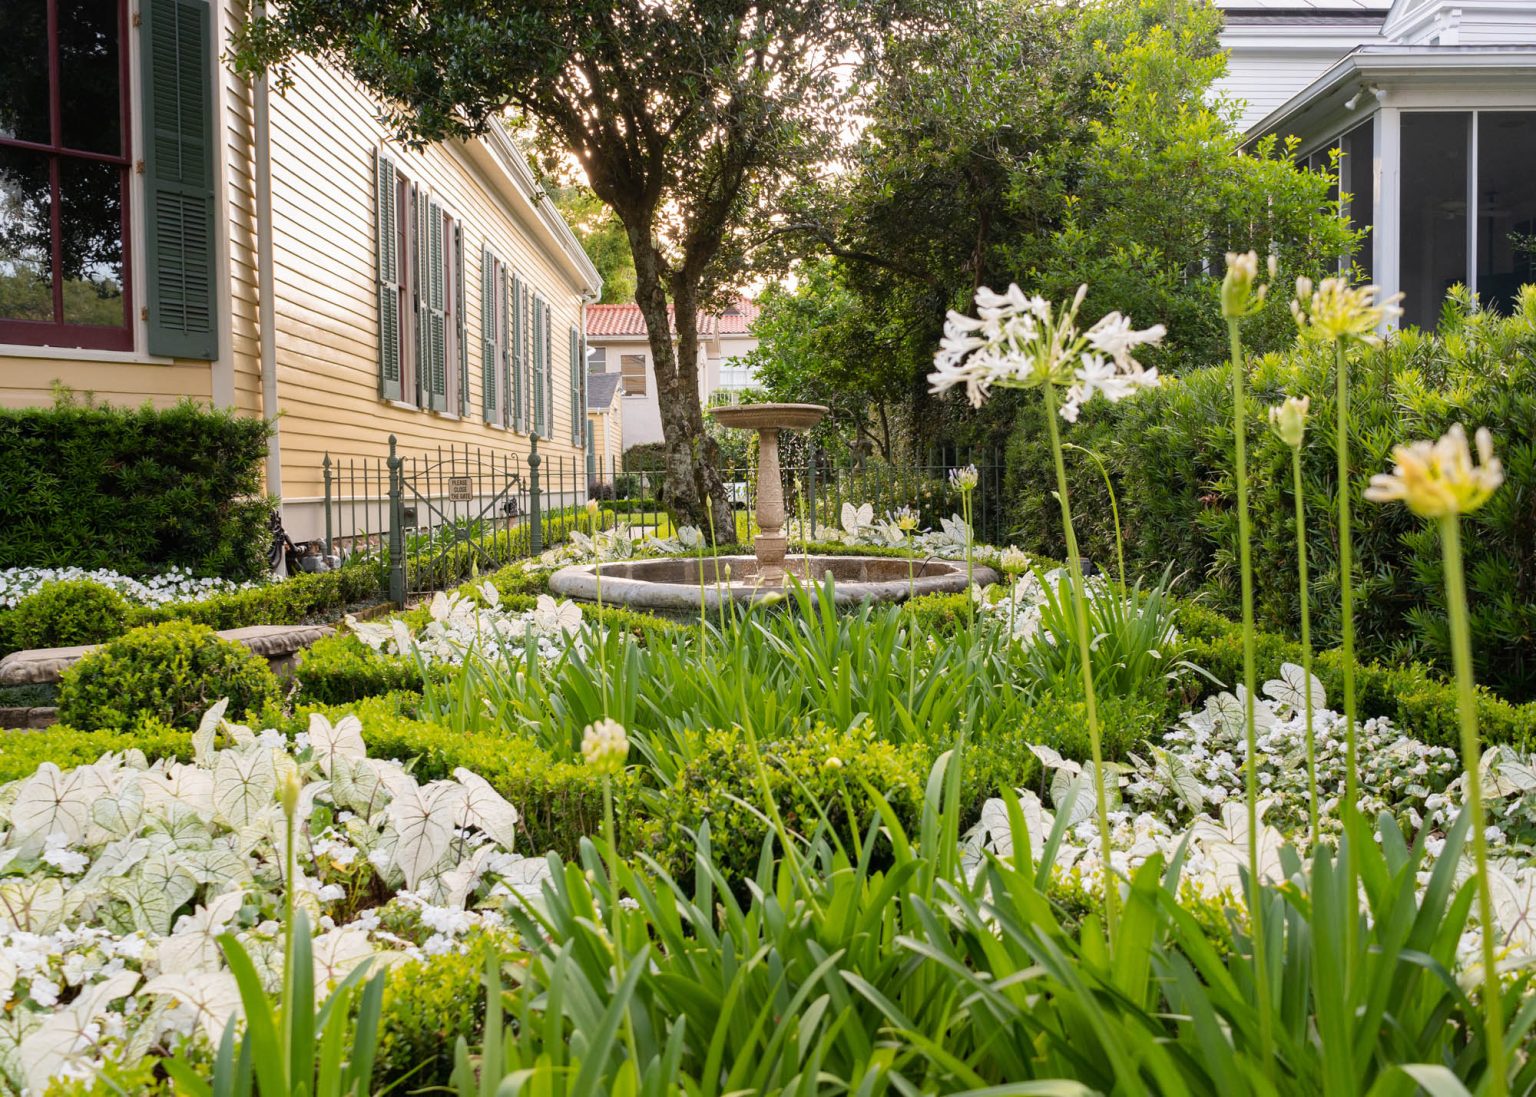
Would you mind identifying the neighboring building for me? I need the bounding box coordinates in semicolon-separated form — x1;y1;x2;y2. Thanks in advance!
584;299;760;449
586;369;623;484
0;0;601;542
1218;0;1536;329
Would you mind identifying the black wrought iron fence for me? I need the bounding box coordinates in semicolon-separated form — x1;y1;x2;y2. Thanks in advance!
319;440;1008;606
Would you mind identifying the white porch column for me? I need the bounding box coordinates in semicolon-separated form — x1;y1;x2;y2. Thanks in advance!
1375;103;1402;329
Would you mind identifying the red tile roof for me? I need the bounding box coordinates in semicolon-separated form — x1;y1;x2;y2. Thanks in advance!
586;299;759;339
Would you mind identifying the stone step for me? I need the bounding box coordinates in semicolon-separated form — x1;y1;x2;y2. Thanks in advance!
0;623;335;687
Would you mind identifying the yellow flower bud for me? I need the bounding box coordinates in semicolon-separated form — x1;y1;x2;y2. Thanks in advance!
1268;396;1310;449
581;718;630;775
1364;424;1503;519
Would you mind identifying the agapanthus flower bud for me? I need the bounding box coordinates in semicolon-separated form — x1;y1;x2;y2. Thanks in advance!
1268;396;1310;449
999;546;1030;575
581;718;630;775
1221;251;1269;319
1365;424;1503;519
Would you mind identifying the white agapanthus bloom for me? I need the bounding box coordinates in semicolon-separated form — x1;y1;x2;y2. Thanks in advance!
929;283;1165;420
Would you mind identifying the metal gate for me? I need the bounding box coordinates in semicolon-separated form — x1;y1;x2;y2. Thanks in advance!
385;435;536;605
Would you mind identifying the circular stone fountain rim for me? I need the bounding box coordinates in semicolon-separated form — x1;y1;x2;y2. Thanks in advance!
549;554;998;610
708;402;829;431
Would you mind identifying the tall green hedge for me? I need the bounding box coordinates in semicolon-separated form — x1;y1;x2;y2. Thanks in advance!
0;396;274;579
1004;290;1536;700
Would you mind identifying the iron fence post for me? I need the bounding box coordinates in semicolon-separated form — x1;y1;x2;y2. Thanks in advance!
322;453;333;555
387;436;405;607
528;434;543;555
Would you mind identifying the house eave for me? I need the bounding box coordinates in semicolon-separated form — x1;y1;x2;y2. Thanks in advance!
1243;46;1536;142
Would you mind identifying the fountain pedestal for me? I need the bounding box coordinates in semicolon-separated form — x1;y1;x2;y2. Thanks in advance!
708;403;827;586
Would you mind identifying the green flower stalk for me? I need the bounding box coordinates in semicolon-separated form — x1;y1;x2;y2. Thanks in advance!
581;718;641;1068
1270;395;1321;842
929;281;1164;942
1063;443;1126;591
1220;250;1275;1072
950;465;979;628
1367;424;1507;1094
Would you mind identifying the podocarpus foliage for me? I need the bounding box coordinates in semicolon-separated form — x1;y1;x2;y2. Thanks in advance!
0;396;273;580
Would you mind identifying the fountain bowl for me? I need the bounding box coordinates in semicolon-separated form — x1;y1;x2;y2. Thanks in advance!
709;403;828;431
548;554;997;614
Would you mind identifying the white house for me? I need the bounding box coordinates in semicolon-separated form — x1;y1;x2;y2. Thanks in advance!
1218;0;1536;329
584;299;761;449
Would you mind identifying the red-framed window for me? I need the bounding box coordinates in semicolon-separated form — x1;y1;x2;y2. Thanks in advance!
0;0;133;351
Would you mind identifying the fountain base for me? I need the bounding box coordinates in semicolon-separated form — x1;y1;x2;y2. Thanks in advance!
548;554;997;614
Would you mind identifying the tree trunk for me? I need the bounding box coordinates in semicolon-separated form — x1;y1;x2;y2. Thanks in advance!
626;231;736;546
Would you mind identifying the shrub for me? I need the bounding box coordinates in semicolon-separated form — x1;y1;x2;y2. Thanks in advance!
3;580;132;650
639;722;930;880
56;622;283;732
372;931;504;1090
0;721;190;784
1003;294;1536;699
0;395;273;579
587;478;616;500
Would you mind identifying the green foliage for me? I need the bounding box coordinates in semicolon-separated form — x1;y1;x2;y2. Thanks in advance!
552;185;635;303
1005;294;1536;699
638;722;929;879
373;932;504;1090
0;722;191;784
0;395;274;579
57;622;283;732
780;0;1355;451
3;580;132;650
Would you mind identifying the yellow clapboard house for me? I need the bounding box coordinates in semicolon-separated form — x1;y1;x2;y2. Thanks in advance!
0;0;602;544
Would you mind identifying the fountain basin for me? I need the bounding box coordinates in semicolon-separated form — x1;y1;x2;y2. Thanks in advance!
549;554;998;613
709;403;828;431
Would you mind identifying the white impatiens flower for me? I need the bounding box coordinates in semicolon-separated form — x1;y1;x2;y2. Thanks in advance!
929;282;1164;420
41;834;88;876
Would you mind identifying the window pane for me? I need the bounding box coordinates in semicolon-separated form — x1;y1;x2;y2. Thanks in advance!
1476;112;1536;315
0;145;53;321
0;1;53;146
58;156;124;327
1341;118;1374;281
1400;112;1470;330
59;0;124;156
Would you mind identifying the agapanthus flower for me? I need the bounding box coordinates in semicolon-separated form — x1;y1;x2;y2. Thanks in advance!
949;465;979;492
892;506;920;533
1292;276;1404;344
1220;250;1276;320
581;718;630;775
1269;396;1310;449
1364;424;1504;518
930;282;1164;421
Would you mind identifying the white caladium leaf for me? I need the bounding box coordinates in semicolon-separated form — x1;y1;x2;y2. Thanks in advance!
435;844;500;908
0;877;65;933
140;764;216;821
141;971;244;1038
18;970;139;1095
91;778;145;841
213;748;277;829
939;515;971;546
1149;745;1205;815
311;927;379;995
308;712;367;777
1487;859;1536;950
1485;748;1536;799
157;891;245;975
1028;743;1079;777
1262;662;1325;715
453;768;520;850
192;698;231;768
487;852;556;902
9;762;106;845
385;780;462;889
78;837;150;889
841;502;874;536
183;847;252;890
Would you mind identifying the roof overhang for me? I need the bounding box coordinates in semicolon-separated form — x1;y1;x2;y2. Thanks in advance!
1244;45;1536;143
457;127;604;300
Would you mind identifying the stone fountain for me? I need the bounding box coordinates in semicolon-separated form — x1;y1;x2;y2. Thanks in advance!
548;402;994;612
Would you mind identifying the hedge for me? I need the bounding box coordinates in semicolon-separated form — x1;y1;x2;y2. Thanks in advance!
904;588;1536;750
1003;291;1536;700
0;395;273;579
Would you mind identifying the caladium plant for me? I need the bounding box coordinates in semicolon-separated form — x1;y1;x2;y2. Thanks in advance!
0;701;550;1094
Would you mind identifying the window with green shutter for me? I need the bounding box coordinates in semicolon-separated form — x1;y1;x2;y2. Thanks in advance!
569;325;581;446
481;248;499;420
425;200;447;411
544;299;555;436
511;273;525;433
531;293;545;437
375;153;402;401
141;0;218;359
455;223;468;416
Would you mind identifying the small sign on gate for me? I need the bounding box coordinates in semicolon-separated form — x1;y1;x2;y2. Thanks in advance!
447;476;475;501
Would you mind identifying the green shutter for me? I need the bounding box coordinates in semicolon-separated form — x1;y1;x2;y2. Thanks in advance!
376;153;402;401
511;274;524;433
569;325;581;445
532;296;544;437
426;201;447;411
481;249;497;420
544;301;555;436
140;0;218;359
455;224;468;416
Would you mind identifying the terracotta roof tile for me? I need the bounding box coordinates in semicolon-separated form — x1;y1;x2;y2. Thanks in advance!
585;298;758;339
